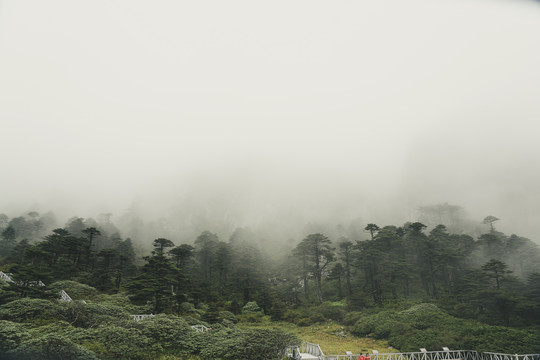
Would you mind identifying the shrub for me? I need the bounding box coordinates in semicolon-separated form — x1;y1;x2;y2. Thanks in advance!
309;312;326;324
8;334;98;360
60;301;130;328
282;309;301;323
237;313;266;323
179;302;200;316
47;281;98;301
134;315;201;355
352;303;540;353
296;317;312;327
86;325;152;359
242;301;264;314
342;311;363;326
199;327;299;360
219;311;239;324
0;320;31;354
314;302;345;322
0;298;61;323
182;315;207;326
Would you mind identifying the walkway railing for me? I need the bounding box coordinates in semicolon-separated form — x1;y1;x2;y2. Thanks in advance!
0;271;14;283
59;289;73;302
365;350;483;360
484;354;540;360
286;345;302;360
130;314;155;321
301;341;325;358
191;324;210;332
297;346;540;360
0;271;45;287
1;271;86;305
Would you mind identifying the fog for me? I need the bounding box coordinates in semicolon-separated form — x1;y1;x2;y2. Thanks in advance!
1;0;540;245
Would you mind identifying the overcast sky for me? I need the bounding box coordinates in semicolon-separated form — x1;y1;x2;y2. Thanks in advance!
1;0;540;240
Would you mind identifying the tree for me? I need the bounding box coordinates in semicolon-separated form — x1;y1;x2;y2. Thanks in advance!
194;231;219;280
328;262;345;299
364;223;380;240
152;238;175;254
168;244;194;269
89;247;132;291
482;259;512;290
292;240;312;303
478;233;503;260
404;222;442;298
65;217;86;238
483;215;500;232
116;238;136;263
8;217;35;239
168;244;195;302
231;243;265;305
337;238;354;297
41;228;72;266
127;252;179;313
297;233;334;303
0;213;9;228
7;238;31;264
82;227;101;251
2;225;16;242
0;226;17;258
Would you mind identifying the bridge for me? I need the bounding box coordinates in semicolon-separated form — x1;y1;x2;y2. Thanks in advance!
287;342;540;360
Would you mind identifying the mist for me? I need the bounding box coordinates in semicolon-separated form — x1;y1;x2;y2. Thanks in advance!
1;0;540;245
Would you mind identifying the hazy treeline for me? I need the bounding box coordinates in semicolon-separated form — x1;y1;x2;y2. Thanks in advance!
1;206;539;323
1;205;540;354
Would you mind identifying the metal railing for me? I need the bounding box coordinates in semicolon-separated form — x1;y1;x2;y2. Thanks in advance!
191;324;210;332
130;314;155;321
0;271;14;283
366;350;481;360
287;345;302;360
322;351;540;360
0;271;45;287
301;341;326;358
484;353;540;360
59;289;73;302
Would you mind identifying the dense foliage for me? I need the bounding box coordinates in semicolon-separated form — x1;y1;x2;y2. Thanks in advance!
352;303;539;352
0;206;539;357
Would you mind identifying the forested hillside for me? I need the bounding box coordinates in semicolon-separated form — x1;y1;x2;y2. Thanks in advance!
1;209;539;358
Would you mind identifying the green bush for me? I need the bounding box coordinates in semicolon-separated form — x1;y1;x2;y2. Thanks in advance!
86;325;152;359
199;327;299;360
309;312;326;324
182;315;207;326
282;309;301;323
47;281;98;301
0;298;62;323
0;320;31;354
237;313;266;323
314;302;345;322
242;301;264;314
296;317;312;327
352;303;540;353
179;302;202;317
400;303;453;330
133;315;201;355
8;333;98;360
219;310;239;323
60;301;131;328
342;311;363;326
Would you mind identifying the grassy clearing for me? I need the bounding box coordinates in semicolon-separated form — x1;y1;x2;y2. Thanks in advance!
239;321;397;356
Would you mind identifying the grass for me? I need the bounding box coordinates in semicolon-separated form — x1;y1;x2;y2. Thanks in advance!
239;320;397;356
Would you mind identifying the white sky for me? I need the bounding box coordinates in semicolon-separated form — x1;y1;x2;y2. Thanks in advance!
1;0;540;240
